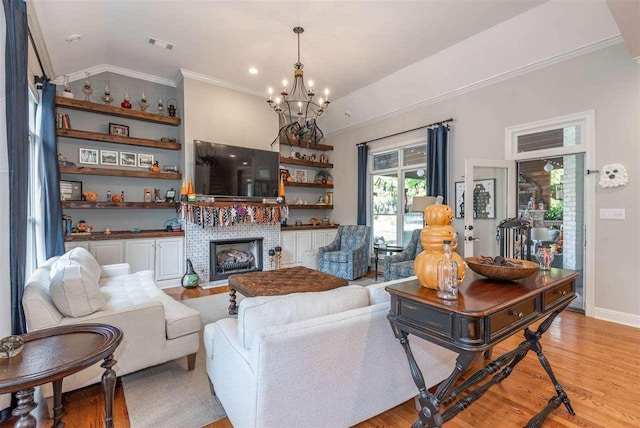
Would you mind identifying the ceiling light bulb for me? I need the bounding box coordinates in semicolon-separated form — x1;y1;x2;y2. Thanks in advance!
308;80;314;88
275;97;281;104
249;67;258;75
282;79;288;89
318;98;323;105
268;87;273;95
544;162;554;172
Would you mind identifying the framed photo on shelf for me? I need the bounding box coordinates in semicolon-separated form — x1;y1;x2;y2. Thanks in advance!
279;168;290;182
109;123;129;136
79;148;98;165
100;149;118;166
120;151;137;167
138;153;154;168
454;179;496;219
294;169;307;183
59;180;82;201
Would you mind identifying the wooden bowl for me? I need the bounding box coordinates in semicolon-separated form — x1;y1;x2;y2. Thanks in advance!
465;256;538;281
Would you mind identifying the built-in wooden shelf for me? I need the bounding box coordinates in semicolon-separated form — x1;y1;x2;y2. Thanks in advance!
62;201;179;209
64;229;184;242
280;158;334;168
56;97;181;126
57;128;181;150
285;182;333;189
60;165;182;180
288;204;333;210
282;140;333;151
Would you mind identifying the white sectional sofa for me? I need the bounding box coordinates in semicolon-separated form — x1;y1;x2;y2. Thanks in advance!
204;279;457;428
22;247;201;400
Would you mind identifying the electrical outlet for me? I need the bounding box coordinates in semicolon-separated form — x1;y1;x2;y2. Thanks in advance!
599;208;625;220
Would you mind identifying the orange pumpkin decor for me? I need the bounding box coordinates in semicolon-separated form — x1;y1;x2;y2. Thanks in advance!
414;203;466;289
111;194;122;203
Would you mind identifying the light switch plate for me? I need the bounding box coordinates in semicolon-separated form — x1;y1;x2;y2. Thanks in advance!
599;208;625;220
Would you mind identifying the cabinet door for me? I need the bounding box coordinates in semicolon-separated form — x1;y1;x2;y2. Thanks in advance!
295;231;313;264
89;241;124;265
155;238;184;281
280;232;297;267
312;230;325;250
125;239;155;274
65;241;89;252
324;229;338;247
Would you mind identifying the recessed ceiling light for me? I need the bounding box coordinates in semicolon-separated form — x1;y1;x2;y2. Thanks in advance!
147;37;174;50
249;67;258;75
66;34;82;43
229;154;236;158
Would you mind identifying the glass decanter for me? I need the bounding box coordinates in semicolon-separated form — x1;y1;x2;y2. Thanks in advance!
535;246;555;270
81;72;93;101
157;93;164;114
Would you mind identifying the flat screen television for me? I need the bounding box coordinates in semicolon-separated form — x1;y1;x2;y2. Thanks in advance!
193;140;280;200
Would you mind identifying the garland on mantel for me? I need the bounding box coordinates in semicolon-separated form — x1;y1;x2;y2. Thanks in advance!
180;202;289;227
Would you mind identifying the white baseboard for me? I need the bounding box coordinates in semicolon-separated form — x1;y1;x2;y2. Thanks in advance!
592;307;640;328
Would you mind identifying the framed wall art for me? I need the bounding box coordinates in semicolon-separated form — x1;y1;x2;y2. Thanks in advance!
120;152;137;167
59;180;82;201
79;148;98;164
109;123;129;136
138;153;154;168
100;150;118;166
294;169;307;183
454;179;496;219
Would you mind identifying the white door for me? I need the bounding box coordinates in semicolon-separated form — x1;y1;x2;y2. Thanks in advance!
279;232;297;267
463;158;516;257
89;241;124;265
155;238;184;281
125;239;155;273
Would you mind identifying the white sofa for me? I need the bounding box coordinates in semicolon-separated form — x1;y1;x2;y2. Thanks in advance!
204;279;457;428
22;247;201;400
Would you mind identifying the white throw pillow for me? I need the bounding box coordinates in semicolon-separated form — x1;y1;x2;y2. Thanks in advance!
238;285;369;349
51;247;102;283
49;264;105;318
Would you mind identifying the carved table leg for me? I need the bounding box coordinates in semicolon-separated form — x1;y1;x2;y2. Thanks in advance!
12;388;37;428
52;379;64;428
525;304;575;427
228;288;237;315
101;354;118;428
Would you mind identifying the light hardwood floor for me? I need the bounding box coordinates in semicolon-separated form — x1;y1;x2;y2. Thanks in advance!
3;284;638;427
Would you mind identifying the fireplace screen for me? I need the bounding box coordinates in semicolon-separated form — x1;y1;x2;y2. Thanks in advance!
210;238;263;281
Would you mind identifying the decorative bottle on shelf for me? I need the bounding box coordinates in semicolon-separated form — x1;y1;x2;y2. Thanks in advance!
181;259;199;289
101;80;113;105
121;191;125;202
121;89;132;109
138;90;149;112
61;75;74;98
81;72;93;101
436;240;459;300
106;190;111;201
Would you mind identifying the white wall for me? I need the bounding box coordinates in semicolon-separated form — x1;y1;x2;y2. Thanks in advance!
180;74;278;181
327;44;640;323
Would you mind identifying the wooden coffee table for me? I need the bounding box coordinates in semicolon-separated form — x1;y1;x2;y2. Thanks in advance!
0;323;123;428
227;266;349;314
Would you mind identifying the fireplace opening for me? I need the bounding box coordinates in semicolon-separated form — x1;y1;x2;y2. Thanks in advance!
210;238;263;281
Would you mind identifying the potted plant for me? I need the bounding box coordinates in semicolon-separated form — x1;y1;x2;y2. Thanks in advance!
314;169;332;184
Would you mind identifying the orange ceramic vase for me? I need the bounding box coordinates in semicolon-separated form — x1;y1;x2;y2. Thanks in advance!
414;203;466;289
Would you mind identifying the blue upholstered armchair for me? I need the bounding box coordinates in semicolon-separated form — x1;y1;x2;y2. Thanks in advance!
383;228;423;281
318;225;371;280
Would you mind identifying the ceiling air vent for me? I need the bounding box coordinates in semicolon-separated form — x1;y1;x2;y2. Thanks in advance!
147;37;174;50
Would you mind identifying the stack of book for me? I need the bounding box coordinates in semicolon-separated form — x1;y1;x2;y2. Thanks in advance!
56;113;71;129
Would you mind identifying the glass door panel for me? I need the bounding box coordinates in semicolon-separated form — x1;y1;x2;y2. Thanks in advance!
372;173;399;245
402;170;426;246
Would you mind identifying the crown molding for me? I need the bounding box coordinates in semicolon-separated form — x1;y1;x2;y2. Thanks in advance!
327;34;624;137
51;64;176;87
177;69;264;97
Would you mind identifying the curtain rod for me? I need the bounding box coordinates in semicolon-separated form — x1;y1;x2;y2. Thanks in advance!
356;118;453;146
28;26;49;83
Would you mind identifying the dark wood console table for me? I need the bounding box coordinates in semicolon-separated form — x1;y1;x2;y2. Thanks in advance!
386;268;578;427
0;323;123;428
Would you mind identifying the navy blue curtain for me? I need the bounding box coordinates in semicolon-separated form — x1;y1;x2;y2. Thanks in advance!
41;81;65;258
4;0;28;335
427;125;449;204
356;143;368;225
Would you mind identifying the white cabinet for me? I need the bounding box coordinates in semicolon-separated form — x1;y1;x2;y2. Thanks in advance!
155;238;184;282
281;229;338;268
66;237;184;287
65;241;124;265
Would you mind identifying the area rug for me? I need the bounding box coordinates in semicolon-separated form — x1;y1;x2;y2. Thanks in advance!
122;293;238;428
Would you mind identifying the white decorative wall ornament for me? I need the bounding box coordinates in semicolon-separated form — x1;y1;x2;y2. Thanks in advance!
599;163;628;188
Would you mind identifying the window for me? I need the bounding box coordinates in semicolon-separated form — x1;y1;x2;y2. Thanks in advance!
370;144;427;246
26;89;44;274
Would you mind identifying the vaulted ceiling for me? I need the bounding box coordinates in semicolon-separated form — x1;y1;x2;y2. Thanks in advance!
31;0;545;99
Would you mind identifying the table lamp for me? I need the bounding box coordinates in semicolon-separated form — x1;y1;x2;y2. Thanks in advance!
412;196;437;224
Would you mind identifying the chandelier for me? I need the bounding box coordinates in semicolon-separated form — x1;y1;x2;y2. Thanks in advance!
267;27;330;147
